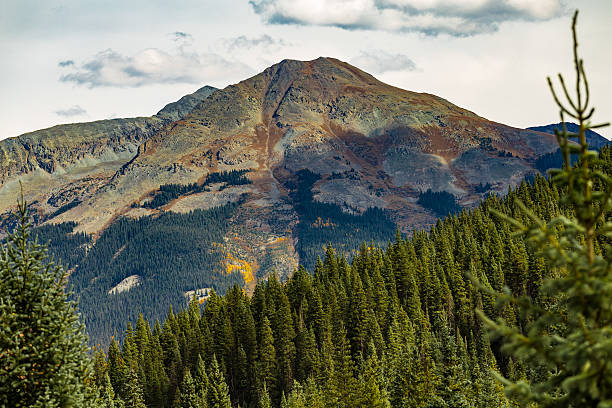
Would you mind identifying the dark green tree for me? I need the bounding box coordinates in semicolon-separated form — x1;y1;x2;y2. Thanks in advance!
0;194;95;408
101;373;116;408
122;367;146;408
207;355;231;408
258;382;272;408
479;10;612;407
193;354;209;407
173;369;201;408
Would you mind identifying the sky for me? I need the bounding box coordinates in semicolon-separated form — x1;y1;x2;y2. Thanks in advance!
1;0;611;140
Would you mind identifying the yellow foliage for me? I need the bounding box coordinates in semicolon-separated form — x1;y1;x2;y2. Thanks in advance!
269;236;288;245
312;217;336;228
222;251;255;287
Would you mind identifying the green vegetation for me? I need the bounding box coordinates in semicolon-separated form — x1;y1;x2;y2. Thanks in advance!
417;188;462;216
40;203;243;344
480;11;612;406
4;11;610;408
32;221;90;268
289;169;396;270
535;148;579;174
0;196;96;407
141;170;251;209
48;199;82;219
90;153;608;406
204;169;251;187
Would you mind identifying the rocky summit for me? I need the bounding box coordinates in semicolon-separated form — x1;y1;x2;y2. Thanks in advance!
0;57;559;341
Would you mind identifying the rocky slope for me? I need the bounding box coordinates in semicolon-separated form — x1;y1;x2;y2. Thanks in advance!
0;58;560;340
0;57;560;273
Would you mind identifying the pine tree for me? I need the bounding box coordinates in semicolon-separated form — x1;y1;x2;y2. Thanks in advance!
325;324;360;408
108;337;127;400
258;382;272;408
257;316;278;398
122;367;146;408
173;369;201;408
101;373;117;408
194;354;209;407
479;10;612;407
359;352;390;408
207;355;232;408
0;194;96;408
271;285;296;398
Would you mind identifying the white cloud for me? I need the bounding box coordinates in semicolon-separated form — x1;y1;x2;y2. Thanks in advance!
249;0;565;36
60;48;253;88
350;50;417;73
55;105;87;117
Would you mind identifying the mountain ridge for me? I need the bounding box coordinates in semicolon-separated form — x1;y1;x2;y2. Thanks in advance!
0;56;561;240
528;122;609;149
0;57;561;341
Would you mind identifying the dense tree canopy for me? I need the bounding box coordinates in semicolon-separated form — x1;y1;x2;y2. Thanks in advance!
89;144;612;406
0;197;95;407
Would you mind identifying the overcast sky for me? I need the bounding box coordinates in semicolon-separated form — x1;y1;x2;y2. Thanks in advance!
1;0;611;140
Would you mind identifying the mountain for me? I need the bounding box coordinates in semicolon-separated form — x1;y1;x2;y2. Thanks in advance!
528;122;609;150
0;57;559;342
527;123;609;173
156;85;218;121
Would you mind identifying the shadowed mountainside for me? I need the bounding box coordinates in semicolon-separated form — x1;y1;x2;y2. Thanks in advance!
528;122;609;150
0;58;560;342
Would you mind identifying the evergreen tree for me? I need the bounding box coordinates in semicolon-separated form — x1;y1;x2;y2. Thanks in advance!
194;354;209;407
0;194;95;408
122;367;146;408
325;324;360;408
359;352;391;408
173;369;201;408
258;382;272;408
207;355;232;408
479;11;612;407
257;316;278;398
101;373;117;408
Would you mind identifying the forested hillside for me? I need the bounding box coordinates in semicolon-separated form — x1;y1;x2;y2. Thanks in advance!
32;204;246;343
289;169;397;270
90;146;612;407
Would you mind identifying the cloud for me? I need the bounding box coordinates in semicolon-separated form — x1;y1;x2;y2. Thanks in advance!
55;105;87;117
249;0;564;36
350;50;417;73
59;48;253;88
220;34;288;52
58;60;74;67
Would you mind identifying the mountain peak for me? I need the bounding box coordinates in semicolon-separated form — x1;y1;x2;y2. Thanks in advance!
0;59;562;343
156;85;218;121
263;56;379;86
0;57;560;237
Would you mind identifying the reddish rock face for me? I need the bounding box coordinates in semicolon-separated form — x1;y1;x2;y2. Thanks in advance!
0;57;557;278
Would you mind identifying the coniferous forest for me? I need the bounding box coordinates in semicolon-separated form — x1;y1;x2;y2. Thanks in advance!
89;155;607;407
2;11;612;408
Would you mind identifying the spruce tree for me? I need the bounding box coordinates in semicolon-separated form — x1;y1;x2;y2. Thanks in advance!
359;352;391;408
122;367;146;408
207;355;232;408
479;10;612;407
257;316;277;398
0;194;95;408
194;354;209;407
258;382;272;408
101;373;118;408
173;369;201;408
